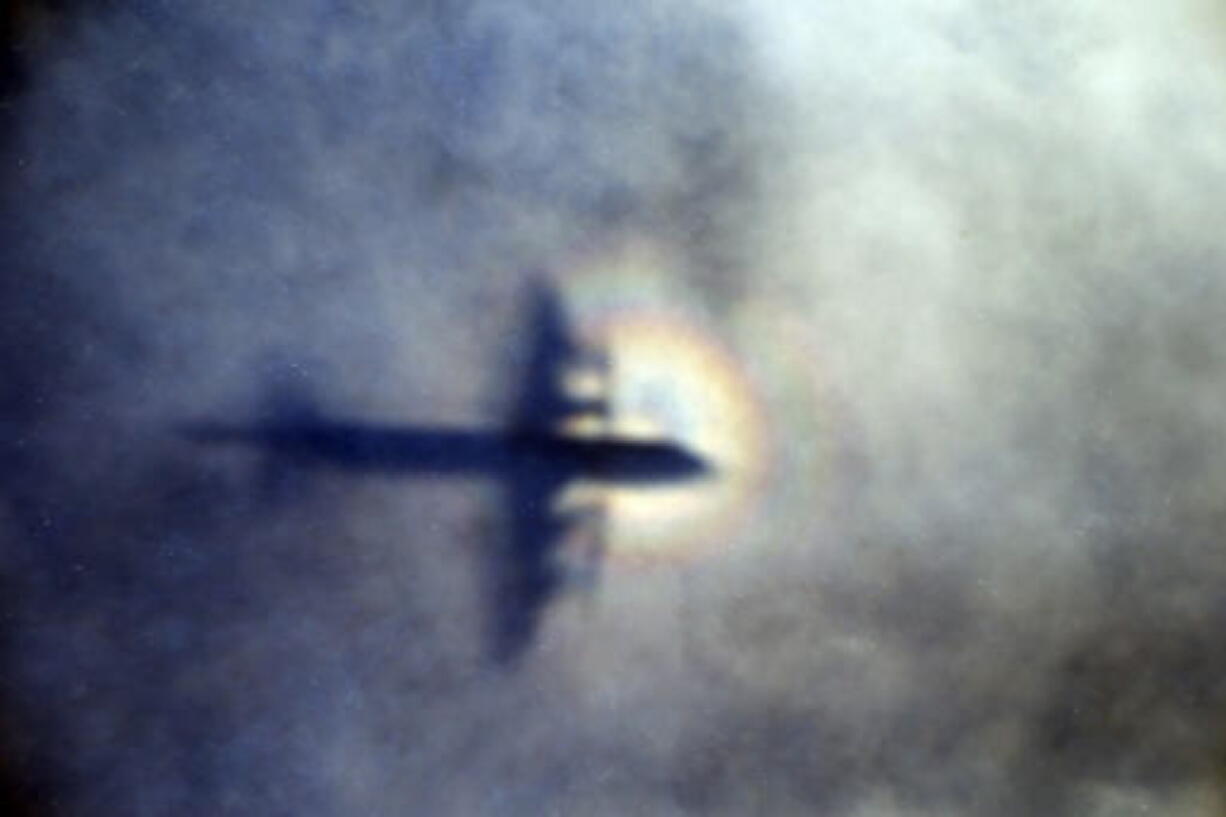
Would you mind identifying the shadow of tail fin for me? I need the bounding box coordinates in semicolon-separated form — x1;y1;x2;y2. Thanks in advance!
258;356;323;426
179;354;329;502
251;357;325;501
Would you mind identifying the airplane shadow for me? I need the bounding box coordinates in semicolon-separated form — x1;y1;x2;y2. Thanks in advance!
179;285;710;666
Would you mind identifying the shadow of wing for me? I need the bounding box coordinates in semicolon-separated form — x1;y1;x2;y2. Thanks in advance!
511;278;608;431
487;455;569;664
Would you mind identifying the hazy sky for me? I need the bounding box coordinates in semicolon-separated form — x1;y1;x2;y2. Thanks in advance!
5;1;1226;814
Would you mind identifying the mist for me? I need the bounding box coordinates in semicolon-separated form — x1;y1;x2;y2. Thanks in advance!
4;1;1226;814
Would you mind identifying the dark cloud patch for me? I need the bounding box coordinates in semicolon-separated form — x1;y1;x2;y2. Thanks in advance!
0;1;775;813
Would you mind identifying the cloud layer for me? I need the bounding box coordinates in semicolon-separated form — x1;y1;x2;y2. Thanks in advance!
4;1;1226;814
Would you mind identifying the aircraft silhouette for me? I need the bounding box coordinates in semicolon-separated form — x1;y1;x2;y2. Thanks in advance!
182;281;711;663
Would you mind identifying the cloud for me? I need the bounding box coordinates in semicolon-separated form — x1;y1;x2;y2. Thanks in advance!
5;0;1226;815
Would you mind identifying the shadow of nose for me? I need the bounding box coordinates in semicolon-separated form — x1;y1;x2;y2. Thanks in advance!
678;450;715;480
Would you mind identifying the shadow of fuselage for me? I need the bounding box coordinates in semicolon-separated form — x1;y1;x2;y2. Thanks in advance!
180;421;710;483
